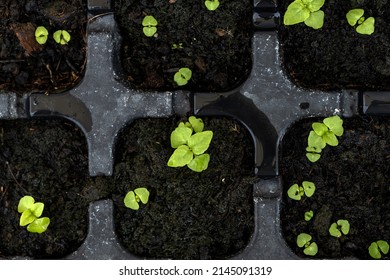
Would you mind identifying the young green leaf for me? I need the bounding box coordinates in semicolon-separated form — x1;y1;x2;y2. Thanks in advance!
167;145;194;167
174;68;192;86
20;210;36;226
304;210;314;221
205;0;220;11
188;131;213;155
312;122;328;137
188;154;210;172
18;196;50;233
356;17;375;35
338;219;350;235
287;184;303;200
303;242;318;256
188;116;204;133
302;181;316;197
134;188;150;204
329;222;341;237
142;16;158;37
170;126;192;148
346;9;365;26
307;131;326;150
322;131;338;146
304;10;324;29
27;217;50;234
377;240;390;255
306;152;321;162
18;196;35;213
35;26;49;45
168;117;213;172
305;0;325;12
124;191;139;210
369;242;381;259
143;15;157;26
53;30;71;45
297;233;312;248
329;219;350;237
284;1;311;25
31;202;44;218
323;115;344;136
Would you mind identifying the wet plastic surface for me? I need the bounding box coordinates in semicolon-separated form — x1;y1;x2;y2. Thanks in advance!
0;0;388;259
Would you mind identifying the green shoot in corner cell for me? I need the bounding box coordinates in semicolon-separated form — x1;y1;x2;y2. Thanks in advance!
53;30;71;45
205;0;220;11
174;68;192;86
346;9;375;35
18;196;50;234
283;0;325;30
297;233;318;256
369;240;389;259
287;181;316;201
329;219;350;238
304;210;314;221
142;15;158;37
124;188;150;210
306;115;344;162
35;26;49;45
167;116;213;172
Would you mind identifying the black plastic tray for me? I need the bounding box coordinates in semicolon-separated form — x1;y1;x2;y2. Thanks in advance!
1;0;388;260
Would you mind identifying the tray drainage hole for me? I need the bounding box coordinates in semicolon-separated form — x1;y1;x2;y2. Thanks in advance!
299;102;310;109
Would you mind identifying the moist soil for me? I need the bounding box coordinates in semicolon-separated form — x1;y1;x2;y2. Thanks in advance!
0;119;91;259
113;0;252;92
279;116;390;259
113;117;256;259
278;0;390;91
0;0;87;94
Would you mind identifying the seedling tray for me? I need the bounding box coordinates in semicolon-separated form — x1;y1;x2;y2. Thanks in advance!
0;0;389;259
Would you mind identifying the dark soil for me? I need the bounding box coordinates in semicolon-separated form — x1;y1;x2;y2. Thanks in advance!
0;119;90;259
278;0;390;91
112;117;256;259
279;116;390;259
113;0;252;91
0;0;87;94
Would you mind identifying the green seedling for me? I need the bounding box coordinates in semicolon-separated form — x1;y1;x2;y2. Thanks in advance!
35;26;49;45
174;68;192;86
172;43;183;49
304;210;314;221
53;30;71;45
306;115;344;162
369;240;389;259
168;116;213;172
297;233;318;256
17;196;50;234
283;0;325;29
142;15;158;37
346;9;375;35
329;219;350;238
287;181;316;201
124;188;150;210
205;0;220;11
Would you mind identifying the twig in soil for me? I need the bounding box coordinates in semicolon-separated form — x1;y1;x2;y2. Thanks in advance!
43;62;55;85
6;161;29;194
88;12;114;24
